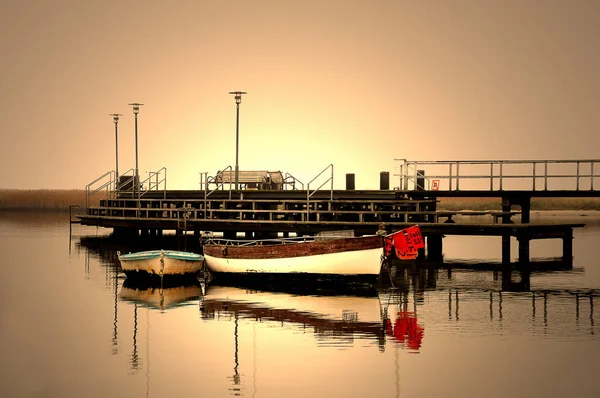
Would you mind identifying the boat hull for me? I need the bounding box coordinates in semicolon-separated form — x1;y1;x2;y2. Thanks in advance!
203;236;384;279
118;250;204;280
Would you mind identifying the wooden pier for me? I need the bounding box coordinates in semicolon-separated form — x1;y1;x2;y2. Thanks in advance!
78;159;599;265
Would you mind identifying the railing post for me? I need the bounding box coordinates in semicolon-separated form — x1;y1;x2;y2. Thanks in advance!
449;163;453;191
544;161;548;190
456;162;460;191
576;161;580;191
163;168;166;199
499;162;503;191
330;164;334;200
532;162;536;191
306;183;310;219
404;160;410;191
592;161;595;191
490;162;493;191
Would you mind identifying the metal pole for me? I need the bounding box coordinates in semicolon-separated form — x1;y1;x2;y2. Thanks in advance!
135;112;139;212
110;114;122;192
229;92;247;191
129;103;143;216
235;102;240;190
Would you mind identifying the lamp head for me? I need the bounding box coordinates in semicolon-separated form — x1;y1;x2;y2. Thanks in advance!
228;91;247;105
128;103;144;114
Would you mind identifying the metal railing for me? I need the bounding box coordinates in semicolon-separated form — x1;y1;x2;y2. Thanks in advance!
86;168;167;217
394;159;600;191
306;164;334;219
116;168;135;197
86;170;115;211
204;166;234;218
284;173;304;190
140;167;167;199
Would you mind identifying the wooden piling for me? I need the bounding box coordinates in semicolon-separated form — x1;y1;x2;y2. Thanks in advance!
563;230;573;266
427;234;443;262
501;235;511;265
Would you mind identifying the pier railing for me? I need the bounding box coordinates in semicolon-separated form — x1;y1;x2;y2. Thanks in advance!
395;159;600;191
283;173;304;190
306;164;334;219
86;170;115;210
139;167;167;199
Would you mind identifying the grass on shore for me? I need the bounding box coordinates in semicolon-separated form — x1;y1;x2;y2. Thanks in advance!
1;189;600;212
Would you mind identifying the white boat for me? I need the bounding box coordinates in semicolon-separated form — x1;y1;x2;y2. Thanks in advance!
201;235;385;281
117;249;204;279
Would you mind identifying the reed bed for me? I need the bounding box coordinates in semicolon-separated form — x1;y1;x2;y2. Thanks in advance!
437;197;600;211
0;189;103;212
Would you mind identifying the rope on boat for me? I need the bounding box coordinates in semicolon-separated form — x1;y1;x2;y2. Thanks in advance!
159;250;165;290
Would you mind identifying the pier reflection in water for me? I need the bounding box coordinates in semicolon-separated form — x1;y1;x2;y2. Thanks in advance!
2;212;599;398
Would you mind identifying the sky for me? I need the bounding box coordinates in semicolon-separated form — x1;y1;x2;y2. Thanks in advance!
1;0;599;190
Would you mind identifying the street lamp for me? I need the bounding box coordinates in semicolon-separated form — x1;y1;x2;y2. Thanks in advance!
110;113;123;191
128;103;143;213
228;91;247;190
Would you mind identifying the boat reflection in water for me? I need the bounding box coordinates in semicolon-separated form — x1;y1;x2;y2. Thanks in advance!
200;281;425;352
119;278;203;311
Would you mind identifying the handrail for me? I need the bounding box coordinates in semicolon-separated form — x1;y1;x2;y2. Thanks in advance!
306;164;334;218
394;158;600;191
283;173;304;190
85;170;115;210
203;166;234;219
115;168;135;194
140;167;167;199
206;166;233;199
199;172;209;191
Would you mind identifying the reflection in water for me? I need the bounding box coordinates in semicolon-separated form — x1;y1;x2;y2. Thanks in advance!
119;279;202;311
73;234;600;397
131;304;139;374
201;284;391;351
112;265;119;355
229;313;241;396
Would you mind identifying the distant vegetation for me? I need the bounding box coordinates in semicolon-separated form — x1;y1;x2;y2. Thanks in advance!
0;189;102;212
1;189;599;212
437;197;600;211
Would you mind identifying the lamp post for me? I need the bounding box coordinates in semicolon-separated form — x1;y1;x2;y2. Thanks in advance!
110;113;123;192
228;91;247;190
128;103;143;214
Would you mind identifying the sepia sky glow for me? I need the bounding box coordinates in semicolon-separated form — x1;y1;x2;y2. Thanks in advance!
1;0;599;189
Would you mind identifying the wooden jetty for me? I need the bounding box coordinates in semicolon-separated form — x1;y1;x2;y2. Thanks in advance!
77;160;600;265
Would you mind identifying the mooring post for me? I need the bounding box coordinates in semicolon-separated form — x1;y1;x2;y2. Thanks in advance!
562;229;573;267
502;235;511;265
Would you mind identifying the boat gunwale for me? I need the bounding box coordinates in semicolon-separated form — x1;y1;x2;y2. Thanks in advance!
118;249;203;262
202;235;384;260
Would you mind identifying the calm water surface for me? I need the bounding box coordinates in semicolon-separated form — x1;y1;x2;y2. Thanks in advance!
1;211;599;398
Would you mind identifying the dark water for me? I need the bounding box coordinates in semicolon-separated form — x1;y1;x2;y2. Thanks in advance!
1;211;600;398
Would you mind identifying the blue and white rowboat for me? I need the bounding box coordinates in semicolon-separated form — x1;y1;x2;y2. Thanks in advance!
117;249;204;278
